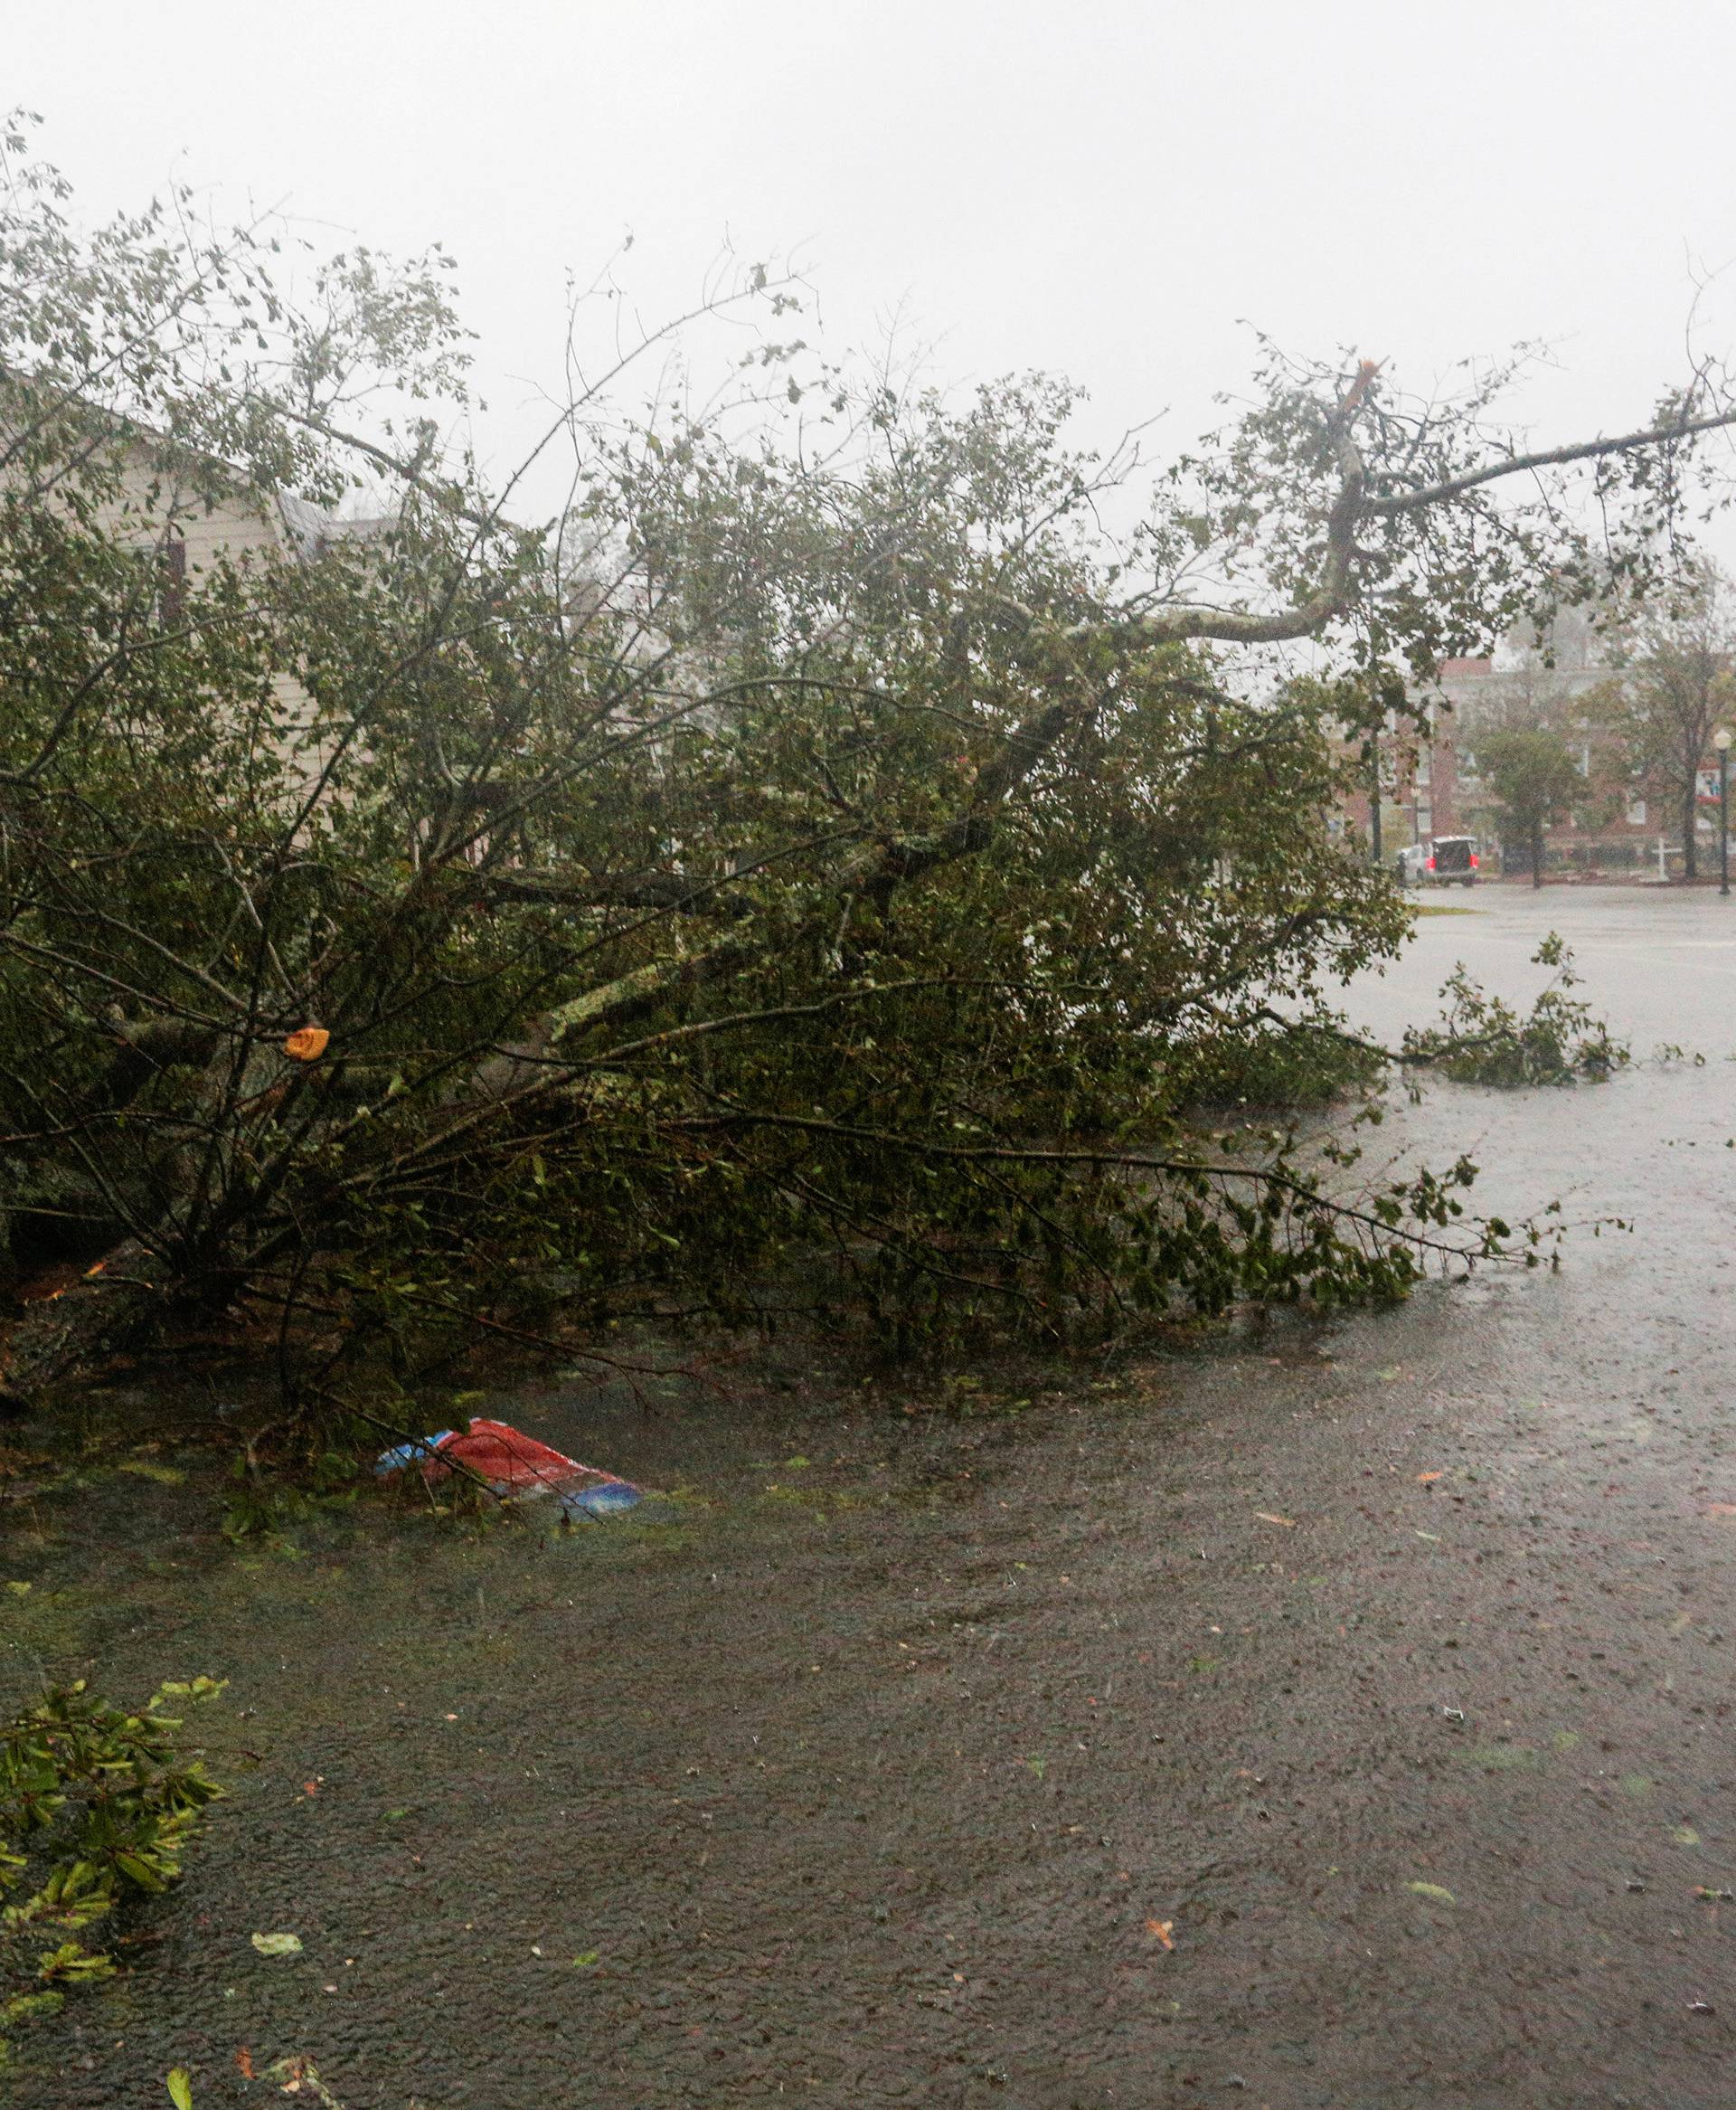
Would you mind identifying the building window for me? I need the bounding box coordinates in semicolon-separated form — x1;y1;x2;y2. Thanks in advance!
1627;797;1646;826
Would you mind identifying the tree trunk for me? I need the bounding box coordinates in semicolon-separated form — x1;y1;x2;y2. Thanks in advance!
0;1239;167;1408
1684;781;1699;882
1531;817;1544;888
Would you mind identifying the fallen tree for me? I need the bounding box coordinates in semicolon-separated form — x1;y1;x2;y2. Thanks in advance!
1;118;1730;1411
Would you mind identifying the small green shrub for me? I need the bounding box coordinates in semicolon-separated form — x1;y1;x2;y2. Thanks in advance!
1404;934;1630;1086
0;1677;225;2062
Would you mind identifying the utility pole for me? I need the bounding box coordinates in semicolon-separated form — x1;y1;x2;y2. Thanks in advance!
1368;732;1382;868
1716;726;1731;897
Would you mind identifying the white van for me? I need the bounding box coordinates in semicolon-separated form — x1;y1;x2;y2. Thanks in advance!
1427;835;1480;887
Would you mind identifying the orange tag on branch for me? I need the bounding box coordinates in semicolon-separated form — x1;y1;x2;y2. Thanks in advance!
284;1026;331;1064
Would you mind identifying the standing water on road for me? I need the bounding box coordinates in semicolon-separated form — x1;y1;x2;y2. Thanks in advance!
4;887;1734;2110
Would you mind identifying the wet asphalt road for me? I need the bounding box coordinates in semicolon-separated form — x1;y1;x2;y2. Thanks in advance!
7;884;1736;2110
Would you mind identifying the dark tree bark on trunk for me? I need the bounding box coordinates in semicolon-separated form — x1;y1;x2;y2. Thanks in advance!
0;1239;166;1409
1531;816;1545;888
1684;780;1700;882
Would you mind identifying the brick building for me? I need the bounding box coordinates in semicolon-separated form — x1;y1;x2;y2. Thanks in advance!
1340;610;1715;877
1335;661;1475;858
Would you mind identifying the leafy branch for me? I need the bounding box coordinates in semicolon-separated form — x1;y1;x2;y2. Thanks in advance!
0;1677;225;2065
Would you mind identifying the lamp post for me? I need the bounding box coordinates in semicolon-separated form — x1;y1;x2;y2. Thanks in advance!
1716;726;1732;898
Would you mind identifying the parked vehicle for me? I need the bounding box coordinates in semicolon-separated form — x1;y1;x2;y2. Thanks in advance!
1395;842;1427;888
1427;835;1479;887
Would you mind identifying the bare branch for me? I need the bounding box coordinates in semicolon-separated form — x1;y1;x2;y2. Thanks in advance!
1362;400;1736;516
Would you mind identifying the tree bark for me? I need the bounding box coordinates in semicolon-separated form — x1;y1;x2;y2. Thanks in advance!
1531;817;1544;888
0;1239;167;1408
1684;780;1700;881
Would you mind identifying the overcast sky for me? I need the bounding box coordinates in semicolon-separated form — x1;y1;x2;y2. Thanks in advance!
14;0;1736;532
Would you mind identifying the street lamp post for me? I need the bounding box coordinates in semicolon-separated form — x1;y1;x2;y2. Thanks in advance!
1716;726;1732;898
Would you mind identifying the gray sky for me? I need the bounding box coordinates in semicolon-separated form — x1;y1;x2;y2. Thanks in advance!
15;0;1736;525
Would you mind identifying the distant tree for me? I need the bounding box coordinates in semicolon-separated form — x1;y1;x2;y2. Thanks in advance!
1596;568;1736;880
1473;728;1585;887
1448;607;1621;849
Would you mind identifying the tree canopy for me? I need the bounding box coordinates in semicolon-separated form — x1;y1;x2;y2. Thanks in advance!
1592;564;1736;879
1474;729;1587;885
3;116;1734;1412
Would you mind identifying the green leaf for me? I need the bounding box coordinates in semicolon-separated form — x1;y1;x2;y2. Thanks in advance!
249;1931;303;1957
166;2067;193;2110
114;1852;167;1893
1404;1881;1457;1905
119;1460;186;1486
